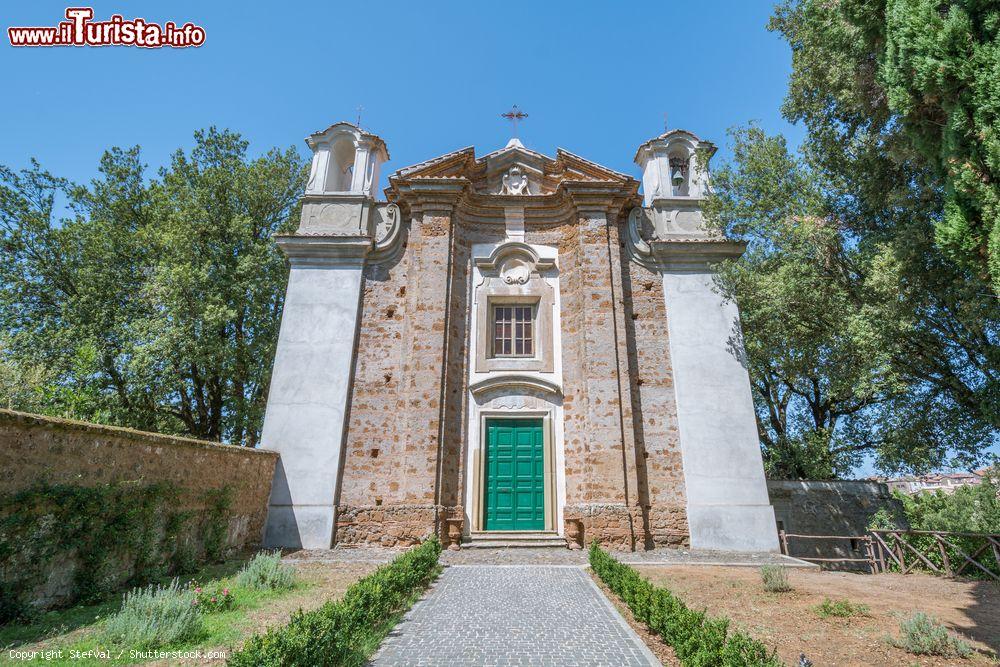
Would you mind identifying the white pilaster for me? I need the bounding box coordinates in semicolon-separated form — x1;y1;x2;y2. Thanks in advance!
261;240;369;549
632;128;779;553
661;266;779;552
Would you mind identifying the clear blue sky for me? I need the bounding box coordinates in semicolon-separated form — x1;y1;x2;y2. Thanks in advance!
4;1;991;476
1;0;804;188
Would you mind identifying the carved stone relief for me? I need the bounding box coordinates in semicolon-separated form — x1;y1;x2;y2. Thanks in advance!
300;200;365;236
499;165;531;195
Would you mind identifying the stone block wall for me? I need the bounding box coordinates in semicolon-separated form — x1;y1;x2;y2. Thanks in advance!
768;479;906;569
334;205;690;550
0;408;279;603
1;409;277;517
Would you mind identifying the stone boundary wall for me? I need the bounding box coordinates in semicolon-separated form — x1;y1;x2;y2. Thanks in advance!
0;408;278;553
768;479;905;569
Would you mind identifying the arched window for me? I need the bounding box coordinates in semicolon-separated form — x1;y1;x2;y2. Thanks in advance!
325;135;356;192
668;151;690;197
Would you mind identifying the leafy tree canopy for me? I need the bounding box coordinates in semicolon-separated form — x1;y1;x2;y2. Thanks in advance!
709;0;1000;478
773;0;1000;293
706;125;997;478
0;129;306;444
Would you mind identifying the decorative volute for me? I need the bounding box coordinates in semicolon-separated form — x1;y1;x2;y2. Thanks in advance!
633;129;715;205
304;121;389;197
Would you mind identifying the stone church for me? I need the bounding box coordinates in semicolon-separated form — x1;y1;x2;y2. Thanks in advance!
260;120;779;553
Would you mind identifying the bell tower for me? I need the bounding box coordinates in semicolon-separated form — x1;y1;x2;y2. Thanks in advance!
260;121;389;549
304;122;387;197
628;129;780;553
633;129;714;242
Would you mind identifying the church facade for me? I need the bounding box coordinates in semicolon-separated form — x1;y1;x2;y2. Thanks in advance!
259;121;779;553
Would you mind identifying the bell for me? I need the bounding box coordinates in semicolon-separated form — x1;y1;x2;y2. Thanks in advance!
671;168;685;186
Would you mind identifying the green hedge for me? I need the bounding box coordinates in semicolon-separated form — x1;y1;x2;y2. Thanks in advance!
589;544;781;666
228;537;442;667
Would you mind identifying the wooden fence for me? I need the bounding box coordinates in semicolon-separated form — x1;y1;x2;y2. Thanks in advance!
779;529;1000;580
869;530;1000;580
779;531;878;573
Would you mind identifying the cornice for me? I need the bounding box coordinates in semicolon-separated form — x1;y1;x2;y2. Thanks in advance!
644;239;747;271
391;177;470;215
469;374;563;398
274;234;371;266
473;241;557;273
559;179;640;218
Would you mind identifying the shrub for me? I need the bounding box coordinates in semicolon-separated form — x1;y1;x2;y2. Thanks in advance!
870;476;1000;579
890;612;973;658
228;537;442;667
589;544;780;667
813;597;869;618
235;551;296;592
193;582;235;613
759;565;791;593
100;579;203;650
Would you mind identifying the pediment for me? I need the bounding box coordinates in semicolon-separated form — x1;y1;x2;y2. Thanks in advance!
389;139;636;198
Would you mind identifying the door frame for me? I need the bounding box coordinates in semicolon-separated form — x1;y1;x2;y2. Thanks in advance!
471;411;555;532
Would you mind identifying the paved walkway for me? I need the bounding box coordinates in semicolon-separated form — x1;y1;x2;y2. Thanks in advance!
370;565;660;667
287;546;813;568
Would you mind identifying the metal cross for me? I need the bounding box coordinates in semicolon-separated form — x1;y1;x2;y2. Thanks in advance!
356;105;364;128
501;105;528;137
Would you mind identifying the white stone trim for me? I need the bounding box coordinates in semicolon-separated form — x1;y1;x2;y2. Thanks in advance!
465;241;565;537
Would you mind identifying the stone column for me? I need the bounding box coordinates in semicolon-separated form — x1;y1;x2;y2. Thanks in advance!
658;244;779;552
261;236;370;549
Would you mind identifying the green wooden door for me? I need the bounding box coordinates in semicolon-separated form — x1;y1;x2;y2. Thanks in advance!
484;418;545;531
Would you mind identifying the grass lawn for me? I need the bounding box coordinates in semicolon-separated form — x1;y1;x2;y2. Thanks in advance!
1;560;376;666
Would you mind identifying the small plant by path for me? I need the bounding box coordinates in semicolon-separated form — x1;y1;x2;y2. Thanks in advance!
760;565;791;593
99;580;202;651
812;597;869;619
890;612;973;658
234;551;295;592
0;553;307;665
193;582;235;613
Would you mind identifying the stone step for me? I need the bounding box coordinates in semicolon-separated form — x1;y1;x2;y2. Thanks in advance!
462;531;568;549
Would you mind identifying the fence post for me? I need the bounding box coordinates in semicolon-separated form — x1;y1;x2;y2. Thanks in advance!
874;533;886;573
863;536;876;575
894;532;906;572
935;533;952;576
779;529;789;556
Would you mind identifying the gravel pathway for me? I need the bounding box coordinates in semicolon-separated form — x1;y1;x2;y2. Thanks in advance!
370;565;660;666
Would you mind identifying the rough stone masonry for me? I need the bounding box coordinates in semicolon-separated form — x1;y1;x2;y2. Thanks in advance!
259;122;779;553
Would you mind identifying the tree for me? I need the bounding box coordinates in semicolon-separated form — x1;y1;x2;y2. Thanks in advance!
706;124;998;478
0;129;306;443
772;0;1000;294
700;0;1000;478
